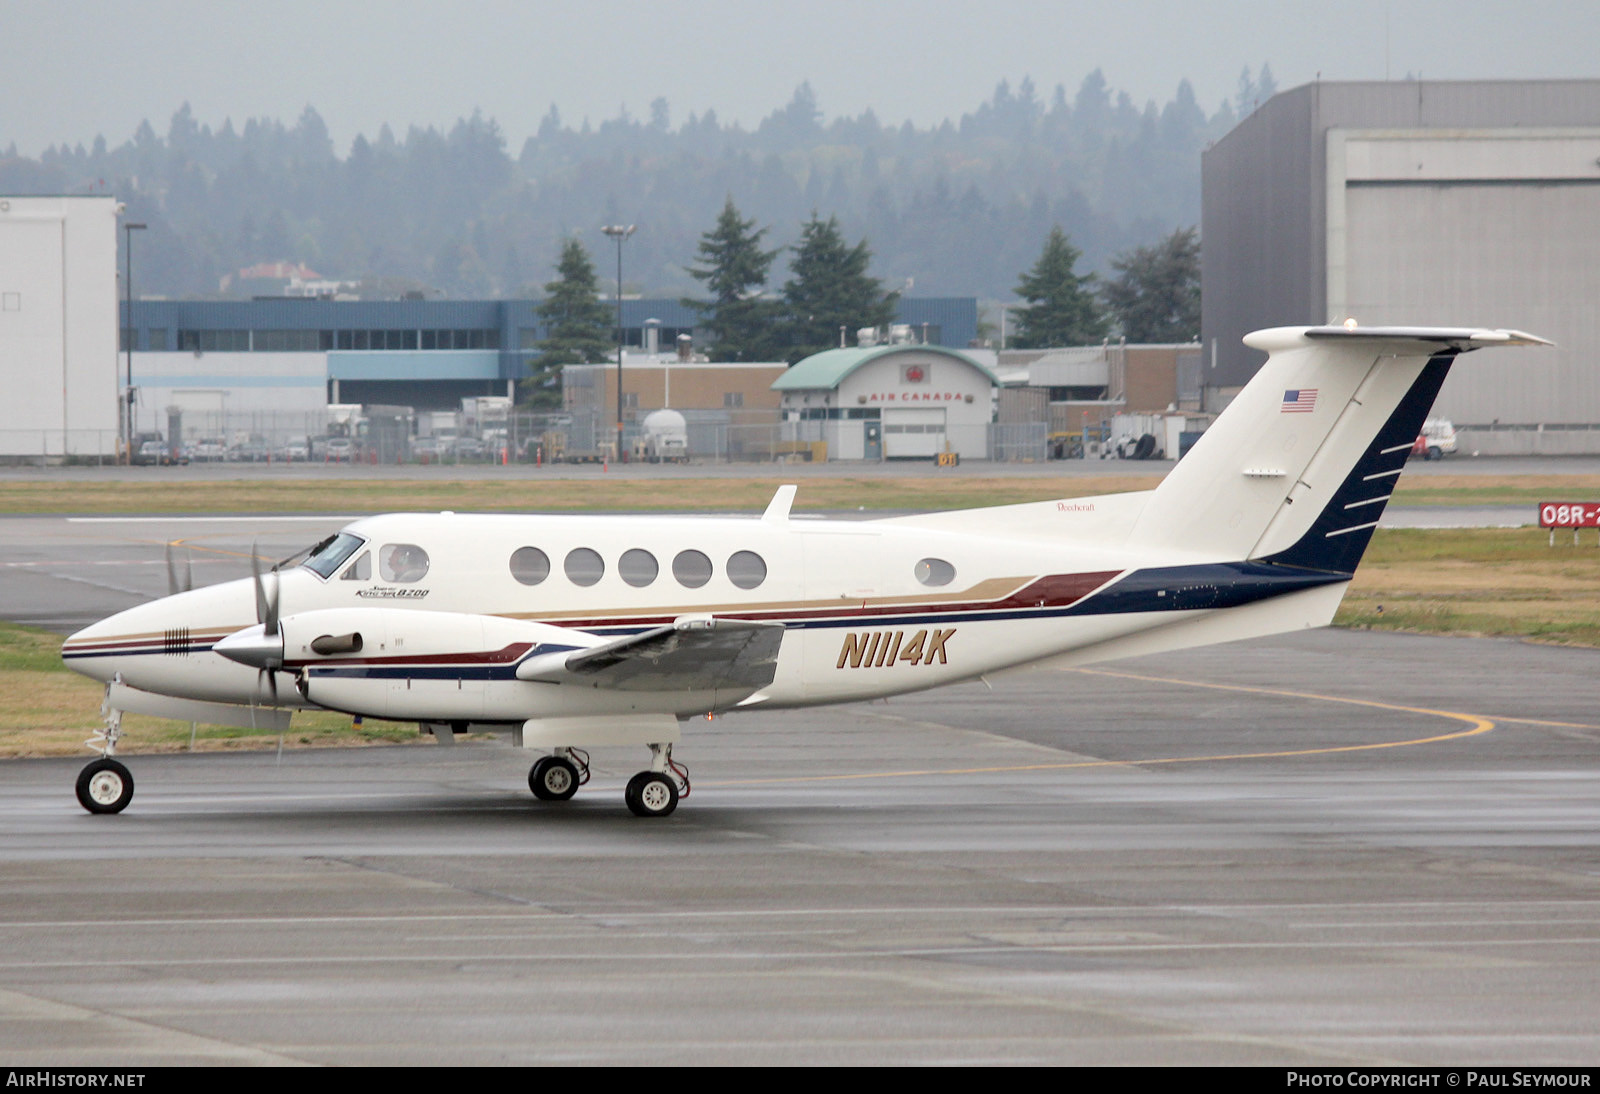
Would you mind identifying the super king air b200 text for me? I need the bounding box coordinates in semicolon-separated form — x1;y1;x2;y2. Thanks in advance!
61;325;1549;818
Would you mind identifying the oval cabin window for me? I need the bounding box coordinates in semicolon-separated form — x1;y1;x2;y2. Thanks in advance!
379;544;430;583
672;549;713;588
564;548;605;587
619;548;659;587
726;550;767;589
509;547;551;586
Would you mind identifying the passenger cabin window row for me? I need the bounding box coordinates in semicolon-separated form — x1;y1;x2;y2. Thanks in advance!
508;547;768;590
315;539;954;593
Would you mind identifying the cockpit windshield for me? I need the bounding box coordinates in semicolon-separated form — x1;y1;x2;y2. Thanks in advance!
301;532;366;579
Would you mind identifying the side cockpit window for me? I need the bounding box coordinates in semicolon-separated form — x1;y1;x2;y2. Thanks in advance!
340;550;371;581
380;543;430;583
302;532;365;579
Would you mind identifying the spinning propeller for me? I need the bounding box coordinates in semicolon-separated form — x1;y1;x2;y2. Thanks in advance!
164;541;193;596
245;541;286;704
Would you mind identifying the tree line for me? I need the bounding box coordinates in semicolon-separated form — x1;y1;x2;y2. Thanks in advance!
528;199;1200;403
0;67;1269;304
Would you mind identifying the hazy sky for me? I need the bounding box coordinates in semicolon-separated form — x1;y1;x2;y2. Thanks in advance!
2;0;1595;157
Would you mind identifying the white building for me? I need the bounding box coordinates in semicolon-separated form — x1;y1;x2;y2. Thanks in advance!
129;352;331;441
773;344;999;460
0;196;119;458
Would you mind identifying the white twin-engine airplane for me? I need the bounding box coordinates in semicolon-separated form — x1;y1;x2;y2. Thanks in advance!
62;325;1547;817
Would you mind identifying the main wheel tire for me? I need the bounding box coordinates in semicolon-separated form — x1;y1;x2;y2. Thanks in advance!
76;758;134;815
625;772;679;818
529;756;580;801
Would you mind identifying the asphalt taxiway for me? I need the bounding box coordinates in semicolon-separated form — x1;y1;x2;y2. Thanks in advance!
1;500;1598;1065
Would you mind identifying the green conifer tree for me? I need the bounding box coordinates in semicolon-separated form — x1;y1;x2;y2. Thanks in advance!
684;197;783;361
1011;226;1107;348
781;213;897;363
523;238;612;407
1103;227;1200;343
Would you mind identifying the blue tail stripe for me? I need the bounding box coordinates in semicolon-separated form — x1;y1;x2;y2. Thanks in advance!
1262;351;1457;575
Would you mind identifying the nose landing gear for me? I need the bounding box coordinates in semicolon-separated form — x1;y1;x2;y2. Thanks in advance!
77;687;133;814
76;757;134;814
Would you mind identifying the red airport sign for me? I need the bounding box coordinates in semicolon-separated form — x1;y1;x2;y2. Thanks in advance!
1538;503;1600;528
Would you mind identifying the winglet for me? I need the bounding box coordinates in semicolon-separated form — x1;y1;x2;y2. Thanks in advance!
763;484;797;524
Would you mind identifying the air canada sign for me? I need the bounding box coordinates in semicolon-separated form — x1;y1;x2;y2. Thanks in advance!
861;390;972;403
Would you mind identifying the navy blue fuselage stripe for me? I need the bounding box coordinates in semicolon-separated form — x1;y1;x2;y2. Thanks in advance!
1055;561;1346;615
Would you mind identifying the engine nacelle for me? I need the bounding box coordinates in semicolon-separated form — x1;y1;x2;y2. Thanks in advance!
218;608;593;721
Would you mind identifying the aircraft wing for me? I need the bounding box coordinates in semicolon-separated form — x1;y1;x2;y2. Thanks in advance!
515;617;785;693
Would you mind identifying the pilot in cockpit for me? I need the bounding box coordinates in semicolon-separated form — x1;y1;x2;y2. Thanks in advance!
382;544;430;583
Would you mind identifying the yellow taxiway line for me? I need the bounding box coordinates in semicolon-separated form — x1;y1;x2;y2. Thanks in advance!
711;666;1495;787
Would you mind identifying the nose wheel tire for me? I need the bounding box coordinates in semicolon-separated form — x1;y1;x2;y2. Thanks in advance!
529;756;580;801
76;758;134;815
624;772;679;817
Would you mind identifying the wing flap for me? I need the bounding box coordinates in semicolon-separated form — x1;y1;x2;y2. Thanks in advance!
516;617;784;693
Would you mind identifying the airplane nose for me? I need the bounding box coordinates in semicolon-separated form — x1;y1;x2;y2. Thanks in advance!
61;623;111;681
213;625;284;670
61;612;135;682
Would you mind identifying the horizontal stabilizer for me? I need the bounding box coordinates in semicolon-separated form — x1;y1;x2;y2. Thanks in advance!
1298;325;1552;348
1127;325;1547;568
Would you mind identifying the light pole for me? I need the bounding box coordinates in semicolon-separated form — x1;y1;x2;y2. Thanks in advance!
601;224;635;460
123;221;147;462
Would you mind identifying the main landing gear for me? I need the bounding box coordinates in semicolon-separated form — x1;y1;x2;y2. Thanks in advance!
525;742;688;817
77;688;134;814
626;743;689;818
529;748;589;801
625;770;679;817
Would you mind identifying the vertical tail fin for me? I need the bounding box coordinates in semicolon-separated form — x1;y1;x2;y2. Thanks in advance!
1129;326;1550;571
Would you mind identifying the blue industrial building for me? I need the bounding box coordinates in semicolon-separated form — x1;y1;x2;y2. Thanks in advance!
123;296;979;409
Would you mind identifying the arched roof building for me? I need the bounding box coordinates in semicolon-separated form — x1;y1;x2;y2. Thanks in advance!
773;344;998;460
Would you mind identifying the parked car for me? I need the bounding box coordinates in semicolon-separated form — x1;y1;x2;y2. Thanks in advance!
190;438;228;462
228;439;272;462
325;437;354;462
451;436;487;461
133;440;187;466
411;436;450;460
276;437;311;462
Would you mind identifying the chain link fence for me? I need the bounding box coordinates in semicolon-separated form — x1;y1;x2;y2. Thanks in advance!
2;412;1067;466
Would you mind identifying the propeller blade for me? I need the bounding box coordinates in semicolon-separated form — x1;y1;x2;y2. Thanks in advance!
252;542;267;623
183;550;193;592
251;542;281;635
265;567;280;638
166;542;179;596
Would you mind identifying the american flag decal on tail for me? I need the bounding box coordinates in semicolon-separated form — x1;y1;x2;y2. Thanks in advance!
1281;388;1318;413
